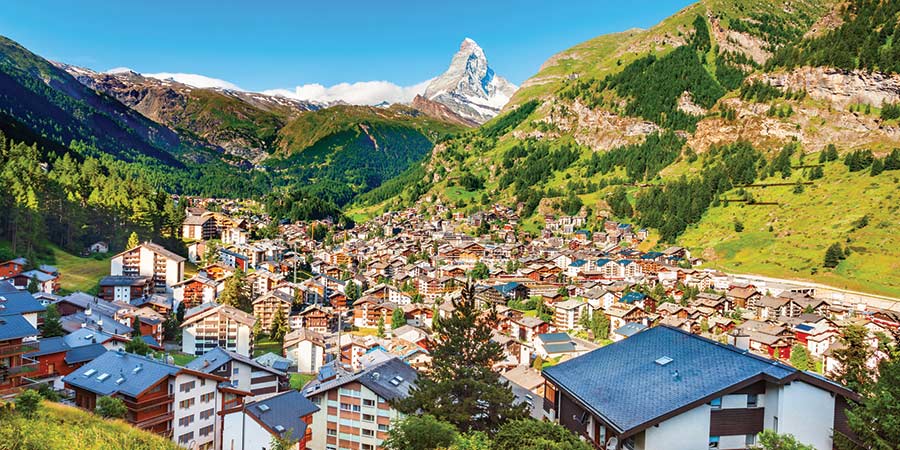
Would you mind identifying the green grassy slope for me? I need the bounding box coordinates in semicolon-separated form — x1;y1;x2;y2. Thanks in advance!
0;401;181;450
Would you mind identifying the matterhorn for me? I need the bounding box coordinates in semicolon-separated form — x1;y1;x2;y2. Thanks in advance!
423;38;517;124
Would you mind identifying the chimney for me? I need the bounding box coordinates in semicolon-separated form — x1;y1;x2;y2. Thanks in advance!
85;307;92;316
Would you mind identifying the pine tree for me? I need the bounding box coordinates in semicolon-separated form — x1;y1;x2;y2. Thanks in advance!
842;352;900;449
377;316;386;338
219;269;251;312
826;144;839;161
41;304;65;338
790;344;811;371
131;316;143;338
127;231;140;249
870;158;884;176
270;307;288;342
396;282;526;433
392;308;407;329
823;243;844;268
832;324;873;392
26;277;39;294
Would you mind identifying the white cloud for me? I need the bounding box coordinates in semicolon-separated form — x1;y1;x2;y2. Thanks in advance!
105;67;136;75
262;78;433;105
142;72;243;91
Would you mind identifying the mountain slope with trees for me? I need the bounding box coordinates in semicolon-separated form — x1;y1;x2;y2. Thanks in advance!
351;0;900;297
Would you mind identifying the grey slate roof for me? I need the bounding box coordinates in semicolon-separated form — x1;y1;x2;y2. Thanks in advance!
0;314;39;340
542;326;797;434
303;357;418;403
186;346;283;376
64;344;108;364
63;350;179;397
26;336;68;357
246;390;319;438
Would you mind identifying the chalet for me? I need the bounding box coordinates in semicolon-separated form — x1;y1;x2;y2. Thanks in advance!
0;281;46;331
10;267;60;293
251;290;293;332
612;322;648;342
89;241;109;254
619;292;656;313
0;313;40;396
64;350;232;448
509;315;549;344
727;285;761;309
172;273;222;310
293;304;334;333
542;326;858;450
99;275;153;303
605;304;647;338
352;295;397;328
732;321;794;360
0;257;27;279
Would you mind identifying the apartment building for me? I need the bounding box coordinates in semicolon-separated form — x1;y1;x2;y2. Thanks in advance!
98;275;153;302
222;390;319;450
303;357;417;450
110;242;186;295
283;328;327;374
542;326;859;450
172;273;222;310
181;304;256;357
186;347;288;397
252;290;293;331
553;299;586;331
63;350;229;449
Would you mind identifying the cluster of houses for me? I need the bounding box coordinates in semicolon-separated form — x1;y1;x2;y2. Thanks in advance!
0;201;897;450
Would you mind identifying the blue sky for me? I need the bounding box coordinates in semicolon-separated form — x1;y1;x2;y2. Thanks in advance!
3;0;693;102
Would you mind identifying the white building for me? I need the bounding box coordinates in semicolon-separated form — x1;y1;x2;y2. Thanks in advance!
181;304;256;357
222;390;319;450
283;329;327;374
543;326;859;450
110;242;185;295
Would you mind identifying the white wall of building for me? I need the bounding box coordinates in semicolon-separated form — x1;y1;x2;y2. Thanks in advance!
222;410;272;450
640;404;711;450
776;381;835;450
173;373;218;449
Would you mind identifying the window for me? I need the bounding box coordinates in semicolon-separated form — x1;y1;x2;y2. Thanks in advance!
747;394;758;408
232;367;239;375
709;397;722;409
180;381;195;392
377;424;389;432
362;399;375;407
201;392;215;403
327;428;337;436
200;408;215;420
709;436;720;449
362;413;375;422
200;378;206;387
746;434;757;446
179;398;195;409
362;429;374;437
178;415;194;427
310;395;321;405
178;432;194;444
362;445;374;450
200;425;214;436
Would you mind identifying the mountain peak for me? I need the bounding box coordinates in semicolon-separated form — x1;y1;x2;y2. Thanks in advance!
423;38;516;124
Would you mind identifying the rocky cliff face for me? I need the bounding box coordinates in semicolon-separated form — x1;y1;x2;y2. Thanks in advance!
759;67;900;110
423;38;517;124
60;64;318;162
411;95;479;128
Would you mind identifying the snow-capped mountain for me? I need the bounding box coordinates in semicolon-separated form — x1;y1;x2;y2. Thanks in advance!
423;38;517;124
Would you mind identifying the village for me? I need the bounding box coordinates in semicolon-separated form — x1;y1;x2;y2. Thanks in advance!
0;198;896;450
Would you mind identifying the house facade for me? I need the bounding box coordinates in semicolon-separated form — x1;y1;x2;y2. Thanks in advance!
110;242;186;295
181;304;256;357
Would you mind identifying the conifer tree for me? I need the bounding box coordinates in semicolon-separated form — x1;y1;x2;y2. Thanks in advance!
127;231;140;249
396;282;526;433
270;307;288;342
832;324;873;392
823;243;844;268
41;304;66;338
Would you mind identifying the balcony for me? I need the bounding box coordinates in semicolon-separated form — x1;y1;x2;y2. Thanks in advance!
0;343;38;358
0;357;39;377
121;393;175;411
132;411;175;429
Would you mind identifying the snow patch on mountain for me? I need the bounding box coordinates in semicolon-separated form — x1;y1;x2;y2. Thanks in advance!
142;71;243;91
422;38;517;124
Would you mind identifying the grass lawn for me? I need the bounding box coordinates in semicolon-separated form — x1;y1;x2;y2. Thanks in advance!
167;352;197;366
290;373;316;390
351;327;379;337
253;335;283;357
47;244;110;294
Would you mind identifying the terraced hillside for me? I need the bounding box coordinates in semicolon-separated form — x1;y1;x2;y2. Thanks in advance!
350;0;900;297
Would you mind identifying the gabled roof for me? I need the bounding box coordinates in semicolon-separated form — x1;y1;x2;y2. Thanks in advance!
303;357;418;403
542;326;856;437
64;344;108;364
63;350;180;397
182;304;256;328
0;281;46;316
115;242;186;262
186;346;284;376
0;313;39;340
26;336;69;357
246;390;319;438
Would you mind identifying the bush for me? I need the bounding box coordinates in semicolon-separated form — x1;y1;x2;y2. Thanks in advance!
15;390;42;418
95;396;127;419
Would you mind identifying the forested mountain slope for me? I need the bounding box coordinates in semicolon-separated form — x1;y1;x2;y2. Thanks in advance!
351;0;900;297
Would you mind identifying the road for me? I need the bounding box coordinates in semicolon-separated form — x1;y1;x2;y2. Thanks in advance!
727;272;900;312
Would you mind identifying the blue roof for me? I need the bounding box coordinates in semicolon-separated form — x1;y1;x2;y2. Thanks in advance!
621;292;646;304
538;333;572;343
63;350;180;397
570;260;586;267
141;335;162;348
64;328;115;347
595;258;613;266
641;252;663;259
795;324;814;332
542;326;799;434
494;282;522;295
26;336;69;357
0;314;39;340
247;390;319;438
64;344;108;364
614;322;648;337
0;282;46;316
